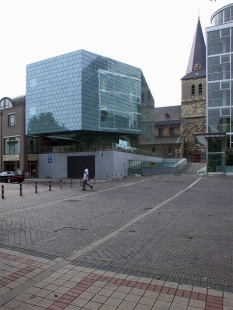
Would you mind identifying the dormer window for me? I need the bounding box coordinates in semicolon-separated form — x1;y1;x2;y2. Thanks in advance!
191;85;195;96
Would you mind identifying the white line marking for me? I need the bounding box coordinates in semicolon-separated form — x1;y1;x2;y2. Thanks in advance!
67;178;202;261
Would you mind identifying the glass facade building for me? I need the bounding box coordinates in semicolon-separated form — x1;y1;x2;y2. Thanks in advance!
26;50;154;150
206;4;233;173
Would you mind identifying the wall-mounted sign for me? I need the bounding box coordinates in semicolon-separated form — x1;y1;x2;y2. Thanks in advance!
3;154;19;161
28;154;38;161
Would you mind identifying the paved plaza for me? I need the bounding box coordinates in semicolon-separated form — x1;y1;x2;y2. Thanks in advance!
0;174;232;309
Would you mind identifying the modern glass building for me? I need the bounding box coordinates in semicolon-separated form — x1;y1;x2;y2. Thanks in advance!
206;4;233;173
26;50;154;151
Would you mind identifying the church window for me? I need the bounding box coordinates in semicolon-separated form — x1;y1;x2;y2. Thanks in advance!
159;128;163;137
198;84;202;95
191;85;195;96
170;127;175;136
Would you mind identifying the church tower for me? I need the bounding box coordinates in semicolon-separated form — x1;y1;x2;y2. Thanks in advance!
181;17;206;161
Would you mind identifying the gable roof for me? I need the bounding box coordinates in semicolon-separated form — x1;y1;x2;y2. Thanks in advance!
154;106;181;125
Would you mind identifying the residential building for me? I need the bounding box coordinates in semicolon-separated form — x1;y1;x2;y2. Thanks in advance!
0;95;38;176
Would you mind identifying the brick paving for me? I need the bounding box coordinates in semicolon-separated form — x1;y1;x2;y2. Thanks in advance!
0;174;232;309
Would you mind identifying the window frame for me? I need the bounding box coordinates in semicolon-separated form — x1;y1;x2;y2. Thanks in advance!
8;113;15;127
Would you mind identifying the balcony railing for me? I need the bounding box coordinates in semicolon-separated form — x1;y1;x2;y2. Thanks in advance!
39;143;141;155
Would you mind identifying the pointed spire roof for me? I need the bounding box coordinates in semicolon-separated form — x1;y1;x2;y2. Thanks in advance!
181;18;206;80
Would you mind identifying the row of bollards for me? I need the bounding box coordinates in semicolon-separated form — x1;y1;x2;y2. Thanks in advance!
1;175;122;199
1;179;76;199
106;174;122;182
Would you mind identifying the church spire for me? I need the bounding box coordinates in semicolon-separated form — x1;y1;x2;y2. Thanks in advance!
182;18;206;80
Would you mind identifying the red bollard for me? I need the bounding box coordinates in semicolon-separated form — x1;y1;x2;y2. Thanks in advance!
20;183;22;196
35;182;38;194
71;178;73;188
2;185;4;199
60;179;62;189
49;181;51;191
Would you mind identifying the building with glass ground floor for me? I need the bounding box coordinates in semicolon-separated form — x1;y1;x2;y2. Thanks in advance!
24;50;155;178
205;3;233;173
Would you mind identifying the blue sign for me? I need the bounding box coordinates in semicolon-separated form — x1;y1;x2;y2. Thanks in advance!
48;153;52;164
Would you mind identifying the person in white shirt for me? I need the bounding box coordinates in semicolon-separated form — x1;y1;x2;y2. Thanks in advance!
82;165;93;191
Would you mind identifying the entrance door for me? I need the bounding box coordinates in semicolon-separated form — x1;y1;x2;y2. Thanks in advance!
194;154;201;163
28;162;36;177
67;156;95;179
226;153;233;173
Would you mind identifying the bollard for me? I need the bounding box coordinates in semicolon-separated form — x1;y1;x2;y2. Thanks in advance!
2;185;4;199
120;174;122;180
80;177;82;186
116;174;117;180
60;179;62;189
107;175;108;182
71;178;73;188
20;183;22;196
111;175;113;182
35;182;38;194
49;180;51;191
94;176;96;184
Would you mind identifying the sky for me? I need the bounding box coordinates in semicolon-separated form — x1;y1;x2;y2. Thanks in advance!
0;0;231;107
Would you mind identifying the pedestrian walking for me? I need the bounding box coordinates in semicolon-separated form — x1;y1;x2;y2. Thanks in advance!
82;165;93;191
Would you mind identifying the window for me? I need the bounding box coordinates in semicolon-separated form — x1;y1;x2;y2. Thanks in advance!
168;147;172;155
191;85;195;96
28;136;37;154
8;114;15;126
152;147;156;154
159;128;163;137
198;84;202;95
1;98;13;110
170;127;175;136
4;137;20;155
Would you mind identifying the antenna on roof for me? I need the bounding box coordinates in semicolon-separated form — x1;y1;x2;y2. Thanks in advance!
198;8;200;19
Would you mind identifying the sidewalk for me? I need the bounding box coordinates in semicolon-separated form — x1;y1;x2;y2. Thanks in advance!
0;247;232;310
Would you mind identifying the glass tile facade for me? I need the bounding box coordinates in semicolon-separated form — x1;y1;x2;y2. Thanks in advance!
26;50;154;146
207;4;233;172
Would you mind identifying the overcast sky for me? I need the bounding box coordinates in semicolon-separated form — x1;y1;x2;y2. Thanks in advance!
0;0;231;107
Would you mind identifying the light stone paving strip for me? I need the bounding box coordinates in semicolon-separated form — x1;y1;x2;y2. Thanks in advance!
0;248;233;309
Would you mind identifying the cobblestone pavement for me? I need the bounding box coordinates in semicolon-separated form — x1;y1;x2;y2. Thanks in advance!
0;174;232;309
